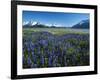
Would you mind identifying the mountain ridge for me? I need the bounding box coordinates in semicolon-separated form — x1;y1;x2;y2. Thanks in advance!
72;19;89;29
23;19;89;28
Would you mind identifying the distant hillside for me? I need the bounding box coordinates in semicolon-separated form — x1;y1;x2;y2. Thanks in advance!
23;21;48;28
23;24;48;28
72;19;89;29
23;21;66;28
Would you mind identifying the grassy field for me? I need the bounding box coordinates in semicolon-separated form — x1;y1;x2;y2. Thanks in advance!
23;28;89;36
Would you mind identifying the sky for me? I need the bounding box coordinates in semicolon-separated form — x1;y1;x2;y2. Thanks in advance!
22;11;89;27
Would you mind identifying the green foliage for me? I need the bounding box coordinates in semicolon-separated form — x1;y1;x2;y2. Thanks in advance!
67;47;75;55
23;28;89;36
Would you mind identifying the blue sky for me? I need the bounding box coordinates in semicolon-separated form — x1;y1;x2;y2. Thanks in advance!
23;11;89;27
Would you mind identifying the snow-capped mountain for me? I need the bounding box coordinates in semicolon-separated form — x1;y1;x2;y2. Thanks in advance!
23;21;38;26
72;19;89;29
23;20;62;28
23;20;49;28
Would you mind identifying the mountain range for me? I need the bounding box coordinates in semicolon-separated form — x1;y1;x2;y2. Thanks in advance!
72;19;89;29
23;19;89;29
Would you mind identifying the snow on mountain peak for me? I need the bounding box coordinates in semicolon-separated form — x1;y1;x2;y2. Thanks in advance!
79;19;89;25
23;21;38;26
31;21;38;26
79;21;84;25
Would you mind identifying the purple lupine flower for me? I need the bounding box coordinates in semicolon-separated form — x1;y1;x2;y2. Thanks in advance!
31;52;37;64
40;56;45;65
23;31;89;68
39;39;48;47
48;56;52;67
27;57;32;66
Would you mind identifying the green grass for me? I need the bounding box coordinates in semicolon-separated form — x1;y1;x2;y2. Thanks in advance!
23;28;89;36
